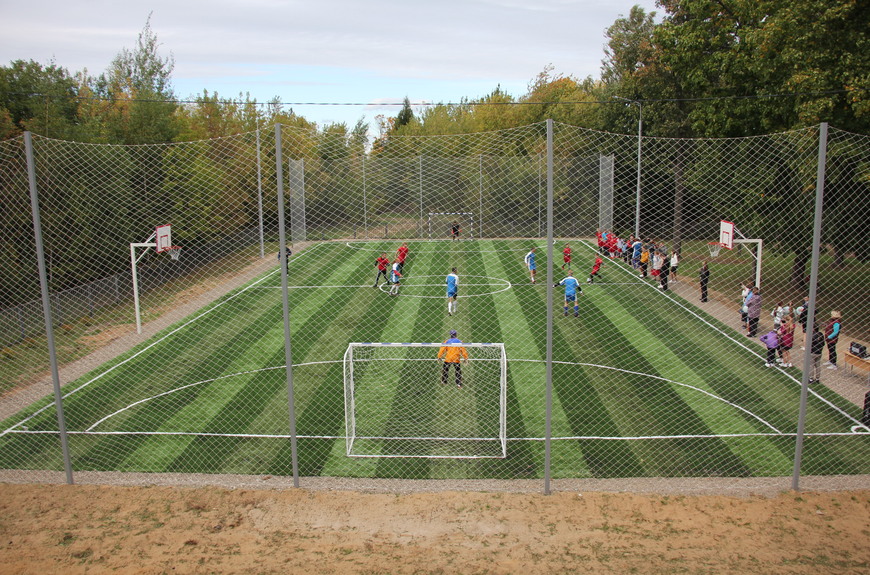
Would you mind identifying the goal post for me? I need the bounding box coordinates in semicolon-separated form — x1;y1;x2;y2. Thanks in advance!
427;212;474;240
344;342;507;458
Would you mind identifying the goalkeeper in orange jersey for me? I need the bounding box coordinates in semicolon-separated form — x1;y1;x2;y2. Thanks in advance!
438;329;469;388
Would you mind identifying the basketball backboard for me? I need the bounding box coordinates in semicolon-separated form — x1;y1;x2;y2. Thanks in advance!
155;224;173;253
719;220;734;250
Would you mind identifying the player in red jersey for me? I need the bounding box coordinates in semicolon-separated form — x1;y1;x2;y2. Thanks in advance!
587;255;604;283
395;242;409;272
605;232;618;259
562;243;572;269
374;252;390;287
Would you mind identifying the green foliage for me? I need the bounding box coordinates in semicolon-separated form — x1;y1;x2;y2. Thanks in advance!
0;59;81;139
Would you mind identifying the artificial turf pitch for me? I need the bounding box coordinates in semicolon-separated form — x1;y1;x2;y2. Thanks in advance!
1;240;867;479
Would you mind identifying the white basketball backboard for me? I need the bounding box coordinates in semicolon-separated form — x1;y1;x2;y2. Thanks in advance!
155;224;173;253
719;220;734;250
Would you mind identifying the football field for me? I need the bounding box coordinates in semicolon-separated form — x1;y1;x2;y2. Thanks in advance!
1;239;867;479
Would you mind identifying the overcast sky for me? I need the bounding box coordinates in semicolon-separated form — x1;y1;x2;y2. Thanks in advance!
1;0;659;130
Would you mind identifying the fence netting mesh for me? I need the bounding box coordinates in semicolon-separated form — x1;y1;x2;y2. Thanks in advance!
0;121;867;489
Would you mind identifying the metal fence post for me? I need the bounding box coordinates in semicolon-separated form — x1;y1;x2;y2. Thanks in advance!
792;122;828;491
275;124;300;488
24;131;74;484
544;119;555;495
256;120;265;258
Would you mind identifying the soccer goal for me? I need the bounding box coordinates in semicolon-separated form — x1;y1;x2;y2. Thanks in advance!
427;212;474;240
343;342;507;458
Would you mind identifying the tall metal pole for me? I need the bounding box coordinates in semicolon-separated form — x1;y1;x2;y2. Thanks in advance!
419;156;424;239
792;123;828;491
362;156;368;239
634;103;643;238
479;155;484;239
255;117;265;258
544;119;555;495
275;124;299;487
24;131;74;484
614;97;643;238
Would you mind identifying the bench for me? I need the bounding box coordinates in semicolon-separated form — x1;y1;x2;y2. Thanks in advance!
844;352;870;383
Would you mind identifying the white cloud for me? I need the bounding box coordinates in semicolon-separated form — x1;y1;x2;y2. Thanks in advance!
1;0;659;126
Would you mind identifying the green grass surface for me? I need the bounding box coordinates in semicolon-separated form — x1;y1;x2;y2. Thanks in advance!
1;239;867;479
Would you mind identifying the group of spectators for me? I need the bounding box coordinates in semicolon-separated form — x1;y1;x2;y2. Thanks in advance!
596;230;680;292
742;286;843;381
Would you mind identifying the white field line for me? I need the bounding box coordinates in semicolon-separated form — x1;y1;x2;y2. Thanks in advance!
1;243;326;437
77;357;781;438
576;240;866;431
6;430;865;441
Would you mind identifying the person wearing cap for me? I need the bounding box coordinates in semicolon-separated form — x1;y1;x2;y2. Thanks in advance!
438;330;469;388
824;310;842;370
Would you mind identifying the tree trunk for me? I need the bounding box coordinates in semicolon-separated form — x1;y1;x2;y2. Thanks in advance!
791;250;810;290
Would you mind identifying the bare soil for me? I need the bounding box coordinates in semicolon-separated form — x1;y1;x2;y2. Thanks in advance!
0;483;868;574
2;243;868;574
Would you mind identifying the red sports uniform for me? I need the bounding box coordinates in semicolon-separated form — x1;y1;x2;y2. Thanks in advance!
563;246;572;265
605;235;618;258
591;256;603;274
396;245;409;264
376;256;389;271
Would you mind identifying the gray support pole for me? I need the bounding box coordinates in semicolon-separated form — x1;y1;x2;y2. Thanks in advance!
419;156;424;239
275;124;300;487
792;122;828;491
362;156;368;240
24;131;74;484
544;119;555;495
634;104;643;238
479;155;483;239
256;119;265;258
538;153;543;238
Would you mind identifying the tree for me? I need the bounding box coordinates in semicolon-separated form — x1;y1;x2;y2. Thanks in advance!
0;59;81;139
94;14;178;145
395;97;415;130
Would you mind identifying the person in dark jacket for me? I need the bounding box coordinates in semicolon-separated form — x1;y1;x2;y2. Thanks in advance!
699;262;710;302
809;325;826;384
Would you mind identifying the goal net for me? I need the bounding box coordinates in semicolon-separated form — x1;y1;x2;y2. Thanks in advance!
427;212;474;239
344;342;507;458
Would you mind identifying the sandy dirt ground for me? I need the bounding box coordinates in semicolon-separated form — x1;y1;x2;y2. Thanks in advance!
2;245;869;574
0;484;868;574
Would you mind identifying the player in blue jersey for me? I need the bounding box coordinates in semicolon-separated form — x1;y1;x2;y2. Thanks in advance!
524;247;537;284
556;270;583;317
446;268;459;315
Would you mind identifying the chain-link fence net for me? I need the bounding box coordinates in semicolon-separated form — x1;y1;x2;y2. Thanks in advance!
1;121;868;489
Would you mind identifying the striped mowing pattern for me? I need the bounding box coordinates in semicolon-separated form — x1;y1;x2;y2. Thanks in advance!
1;240;867;479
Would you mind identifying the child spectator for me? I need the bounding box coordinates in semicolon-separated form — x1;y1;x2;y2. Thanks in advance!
760;329;779;368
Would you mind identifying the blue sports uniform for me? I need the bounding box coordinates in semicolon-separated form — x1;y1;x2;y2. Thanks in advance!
390;262;402;284
446;272;458;298
525;251;536;270
558;275;582;316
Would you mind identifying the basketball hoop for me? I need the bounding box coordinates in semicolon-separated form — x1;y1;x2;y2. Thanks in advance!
166;246;182;261
707;242;723;258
